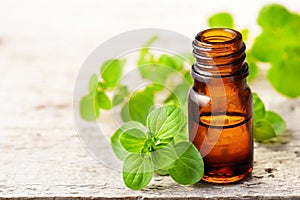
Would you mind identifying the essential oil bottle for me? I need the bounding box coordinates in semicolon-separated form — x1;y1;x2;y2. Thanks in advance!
188;28;253;183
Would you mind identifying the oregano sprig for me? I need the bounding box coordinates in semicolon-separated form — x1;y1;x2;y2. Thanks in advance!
111;105;204;190
253;93;286;141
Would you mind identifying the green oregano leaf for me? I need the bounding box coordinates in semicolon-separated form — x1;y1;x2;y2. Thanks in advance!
253;120;276;142
123;153;153;190
253;4;300;98
100;59;125;89
120;128;147;153
267;48;300;98
111;121;145;160
168;142;204;185
164;82;190;106
147;105;184;139
158;54;184;71
257;4;290;30
79;94;99;121
264;111;286;135
151;143;178;170
253;93;265;123
121;88;155;125
112;85;129;106
138;36;158;67
89;74;98;93
95;91;111;110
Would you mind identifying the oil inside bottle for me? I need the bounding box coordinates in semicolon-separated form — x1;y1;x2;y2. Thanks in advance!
189;112;253;183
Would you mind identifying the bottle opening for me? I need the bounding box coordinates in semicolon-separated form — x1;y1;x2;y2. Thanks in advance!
195;28;242;45
192;28;248;82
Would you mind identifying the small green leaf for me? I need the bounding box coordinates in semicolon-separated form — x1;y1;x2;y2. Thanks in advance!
89;74;98;93
112;95;123;106
240;28;249;41
79;94;99;121
267;48;300;98
208;12;234;28
100;59;125;89
151;143;178;170
138;64;173;84
112;85;129;106
252;32;284;63
120;128;147;153
168;142;204;185
123;153;153;190
147;105;184;139
253;93;265;123
138;37;175;84
183;70;193;85
145;83;164;93
253;120;276;141
264;111;286;135
138;36;158;67
95;91;111;110
246;51;259;82
164;82;190;106
121;89;154;125
257;4;290;30
121;102;131;122
173;125;188;143
111;121;145;160
158;54;183;71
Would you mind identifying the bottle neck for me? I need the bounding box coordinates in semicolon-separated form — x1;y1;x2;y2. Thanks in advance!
191;28;248;84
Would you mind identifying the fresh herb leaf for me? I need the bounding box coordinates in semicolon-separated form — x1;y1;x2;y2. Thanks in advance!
164;82;190;106
123;153;153;190
138;64;173;84
168;142;204;185
253;4;300;97
267;48;300;98
138;36;157;67
89;74;98;93
208;12;234;28
100;59;125;89
79;94;99;121
183;70;193;85
111;121;145;160
121;88;154;125
257;4;290;30
264;111;286;135
147;105;184;139
253;120;276;142
120;128;147;153
151;143;178;170
120;102;131;122
173;125;188;143
112;85;129;106
253;93;265;123
252;94;286;141
158;54;184;71
95;91;111;110
246;52;259;82
240;28;249;41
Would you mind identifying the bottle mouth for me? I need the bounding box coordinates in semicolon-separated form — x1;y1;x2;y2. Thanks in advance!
191;28;248;82
195;28;242;46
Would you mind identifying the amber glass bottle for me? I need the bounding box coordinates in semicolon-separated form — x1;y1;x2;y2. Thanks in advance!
188;28;253;183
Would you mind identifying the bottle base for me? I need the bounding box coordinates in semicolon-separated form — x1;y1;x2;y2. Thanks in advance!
201;166;253;184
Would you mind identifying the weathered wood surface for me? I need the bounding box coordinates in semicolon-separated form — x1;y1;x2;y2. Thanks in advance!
1;1;300;199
